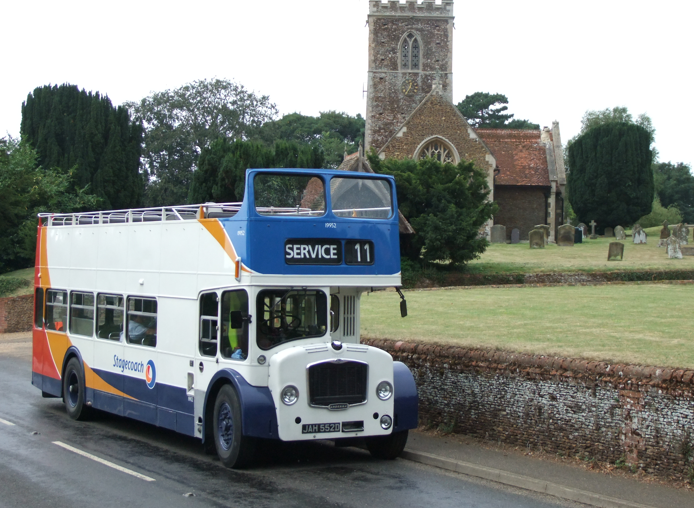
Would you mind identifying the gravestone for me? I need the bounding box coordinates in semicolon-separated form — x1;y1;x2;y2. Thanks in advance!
529;229;545;249
682;246;694;256
633;226;647;244
578;223;588;238
604;227;614;238
490;224;507;243
534;224;550;245
557;224;575;247
607;242;624;261
511;228;520;244
675;223;689;245
667;235;683;259
574;227;583;244
660;221;671;239
589;220;598;239
614;226;626;240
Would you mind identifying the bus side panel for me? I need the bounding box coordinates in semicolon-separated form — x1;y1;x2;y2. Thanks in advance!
204;370;279;441
393;361;419;432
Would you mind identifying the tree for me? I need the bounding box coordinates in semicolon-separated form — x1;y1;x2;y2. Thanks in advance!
636;196;682;228
125;79;278;206
368;155;497;265
577;106;657;161
0;137;100;273
255;111;365;168
653;162;694;222
568;123;653;231
188;139;323;204
455;92;539;130
21;84;143;210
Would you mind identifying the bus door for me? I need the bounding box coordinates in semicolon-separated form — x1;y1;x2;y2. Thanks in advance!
194;290;250;422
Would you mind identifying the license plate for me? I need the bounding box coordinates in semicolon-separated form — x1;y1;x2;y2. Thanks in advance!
302;422;340;434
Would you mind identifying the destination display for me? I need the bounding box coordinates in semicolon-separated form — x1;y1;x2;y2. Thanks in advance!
285;239;343;265
344;240;375;265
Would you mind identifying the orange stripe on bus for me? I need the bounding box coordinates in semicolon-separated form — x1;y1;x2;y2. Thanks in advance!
84;364;135;400
198;219;238;261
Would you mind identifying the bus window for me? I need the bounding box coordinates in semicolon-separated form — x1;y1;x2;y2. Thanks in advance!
34;288;44;329
257;290;327;350
220;290;248;360
45;289;68;332
97;294;124;340
330;294;339;333
330;177;393;219
70;292;95;337
254;173;325;217
199;292;219;357
127;297;157;347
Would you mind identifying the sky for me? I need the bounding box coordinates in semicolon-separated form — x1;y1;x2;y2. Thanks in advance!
1;0;691;167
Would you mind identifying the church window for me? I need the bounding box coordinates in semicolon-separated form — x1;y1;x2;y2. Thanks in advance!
418;140;455;164
400;33;420;71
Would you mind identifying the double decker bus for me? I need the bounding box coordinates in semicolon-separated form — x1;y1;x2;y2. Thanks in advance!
31;168;418;467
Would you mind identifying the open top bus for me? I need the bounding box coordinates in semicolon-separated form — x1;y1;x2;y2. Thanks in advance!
32;168;418;467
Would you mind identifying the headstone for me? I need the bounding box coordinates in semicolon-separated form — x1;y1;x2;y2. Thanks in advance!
675;223;689;245
604;227;614;238
589;220;598;239
578;223;588;238
574;227;583;244
534;224;550;245
490;224;506;244
667;235;682;259
511;228;520;244
529;229;545;249
607;242;624;261
660;221;670;240
614;226;626;240
633;227;647;244
557;224;575;247
682;246;694;256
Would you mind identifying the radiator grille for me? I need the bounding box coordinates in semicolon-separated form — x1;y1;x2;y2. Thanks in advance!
308;361;367;407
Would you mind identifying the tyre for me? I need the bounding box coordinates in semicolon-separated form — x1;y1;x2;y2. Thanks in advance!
63;357;91;421
213;384;255;468
366;430;408;459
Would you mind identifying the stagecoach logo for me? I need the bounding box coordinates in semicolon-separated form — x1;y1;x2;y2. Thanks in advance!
145;360;156;389
285;239;342;265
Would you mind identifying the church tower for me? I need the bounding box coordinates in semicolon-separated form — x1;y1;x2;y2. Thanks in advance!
365;0;455;152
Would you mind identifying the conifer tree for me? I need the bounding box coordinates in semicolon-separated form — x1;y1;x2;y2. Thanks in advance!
21;84;143;210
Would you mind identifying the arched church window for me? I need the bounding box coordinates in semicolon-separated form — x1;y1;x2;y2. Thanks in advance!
400;33;420;71
418;139;455;164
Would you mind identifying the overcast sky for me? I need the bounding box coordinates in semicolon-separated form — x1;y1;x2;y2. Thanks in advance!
2;0;691;167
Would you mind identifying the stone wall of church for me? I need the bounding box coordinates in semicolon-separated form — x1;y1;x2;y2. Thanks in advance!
381;94;495;177
493;186;547;241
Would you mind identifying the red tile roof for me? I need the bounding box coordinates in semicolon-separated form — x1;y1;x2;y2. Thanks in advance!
475;129;550;187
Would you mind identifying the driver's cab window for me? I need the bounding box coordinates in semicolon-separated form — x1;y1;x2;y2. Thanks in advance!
199;292;218;357
221;290;249;360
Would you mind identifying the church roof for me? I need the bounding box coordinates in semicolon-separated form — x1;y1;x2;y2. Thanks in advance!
475;129;551;187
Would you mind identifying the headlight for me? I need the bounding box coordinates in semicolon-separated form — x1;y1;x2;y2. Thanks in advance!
281;385;299;406
380;415;392;430
376;381;393;401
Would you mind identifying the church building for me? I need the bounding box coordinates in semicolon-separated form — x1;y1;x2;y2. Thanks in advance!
358;0;567;242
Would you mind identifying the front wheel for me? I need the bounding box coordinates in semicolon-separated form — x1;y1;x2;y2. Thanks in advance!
63;357;91;421
366;430;408;459
213;385;255;468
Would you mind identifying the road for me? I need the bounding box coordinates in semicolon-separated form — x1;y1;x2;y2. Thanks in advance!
0;335;577;508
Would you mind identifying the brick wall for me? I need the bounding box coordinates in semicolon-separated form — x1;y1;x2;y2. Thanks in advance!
0;294;33;333
493;186;547;241
364;338;694;480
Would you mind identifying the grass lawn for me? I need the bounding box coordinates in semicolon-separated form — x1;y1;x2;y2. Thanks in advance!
0;268;34;297
361;284;694;369
464;227;694;274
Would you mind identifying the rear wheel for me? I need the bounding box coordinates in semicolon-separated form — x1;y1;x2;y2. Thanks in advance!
63;357;91;421
366;430;408;459
213;384;255;468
